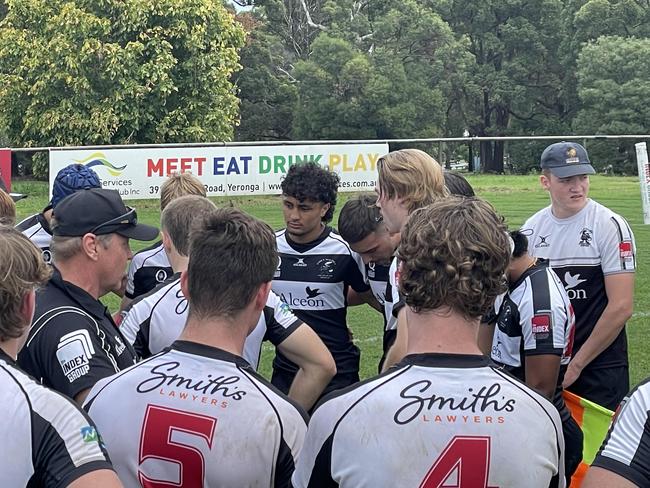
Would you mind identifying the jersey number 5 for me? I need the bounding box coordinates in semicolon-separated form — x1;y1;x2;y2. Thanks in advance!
139;404;217;488
420;436;496;488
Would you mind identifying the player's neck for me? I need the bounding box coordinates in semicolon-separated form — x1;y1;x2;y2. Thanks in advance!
168;251;188;273
0;340;20;360
509;255;536;283
404;307;483;356
288;223;326;244
180;311;256;358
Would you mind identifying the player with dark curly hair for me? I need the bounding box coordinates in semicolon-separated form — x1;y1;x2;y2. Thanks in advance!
272;163;371;400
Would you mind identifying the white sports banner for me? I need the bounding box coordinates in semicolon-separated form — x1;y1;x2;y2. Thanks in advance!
635;142;650;225
49;143;389;200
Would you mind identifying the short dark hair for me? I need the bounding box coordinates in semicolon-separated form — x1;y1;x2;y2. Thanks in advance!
444;171;475;197
510;230;528;259
338;194;382;244
281;163;340;223
161;195;216;256
398;197;509;319
187;208;277;320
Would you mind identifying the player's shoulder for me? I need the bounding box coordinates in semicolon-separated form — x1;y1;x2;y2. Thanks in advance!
125;274;181;315
130;240;168;267
15;213;41;232
522;205;552;230
238;365;309;425
321;227;354;254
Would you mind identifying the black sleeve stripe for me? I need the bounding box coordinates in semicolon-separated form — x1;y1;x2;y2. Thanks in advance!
328;233;354;255
591;455;650;487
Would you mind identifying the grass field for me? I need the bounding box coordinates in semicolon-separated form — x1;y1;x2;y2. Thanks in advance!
12;175;650;388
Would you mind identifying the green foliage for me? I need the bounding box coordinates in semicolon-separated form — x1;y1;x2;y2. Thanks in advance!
573;36;650;174
0;0;245;147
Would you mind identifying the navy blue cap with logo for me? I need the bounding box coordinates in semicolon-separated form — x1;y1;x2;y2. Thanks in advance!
53;188;159;241
50;164;102;208
540;142;596;178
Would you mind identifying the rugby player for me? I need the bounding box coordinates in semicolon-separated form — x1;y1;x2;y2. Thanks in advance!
524;141;636;410
374;148;448;370
480;229;583;480
16;164;101;264
0;225;122;488
292;197;565;487
584;379;650;487
271;162;371;397
338;194;399;371
85;207;307;487
119;172;206;314
120;195;335;410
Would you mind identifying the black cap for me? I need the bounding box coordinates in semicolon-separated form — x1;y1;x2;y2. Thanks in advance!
53;188;159;241
540;142;596;178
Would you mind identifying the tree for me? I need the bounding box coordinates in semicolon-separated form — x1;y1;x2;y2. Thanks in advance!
290;0;470;141
431;0;567;172
234;12;297;141
574;36;650;173
0;0;245;147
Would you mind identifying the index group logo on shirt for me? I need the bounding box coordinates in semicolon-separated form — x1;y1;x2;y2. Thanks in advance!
56;329;95;383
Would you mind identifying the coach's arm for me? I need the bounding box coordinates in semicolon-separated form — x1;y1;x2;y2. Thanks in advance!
278;324;336;411
563;273;634;389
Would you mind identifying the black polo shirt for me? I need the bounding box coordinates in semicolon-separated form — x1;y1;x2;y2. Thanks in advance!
18;267;136;400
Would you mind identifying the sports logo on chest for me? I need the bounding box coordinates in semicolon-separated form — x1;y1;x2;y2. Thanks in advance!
579;228;593;247
316;258;337;280
534;234;551;248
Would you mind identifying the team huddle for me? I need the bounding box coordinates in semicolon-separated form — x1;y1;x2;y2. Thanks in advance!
0;142;645;487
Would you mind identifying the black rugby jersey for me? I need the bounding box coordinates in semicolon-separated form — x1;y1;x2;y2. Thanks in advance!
293;353;565;487
85;340;307;488
271;227;370;378
591;377;650;486
125;240;173;299
0;349;113;487
18;268;136;399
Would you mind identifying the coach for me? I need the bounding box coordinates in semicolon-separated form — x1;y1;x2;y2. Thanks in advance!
523;142;636;410
18;188;159;404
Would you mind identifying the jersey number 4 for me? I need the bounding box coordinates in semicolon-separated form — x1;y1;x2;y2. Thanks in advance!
139;404;217;488
420;436;497;488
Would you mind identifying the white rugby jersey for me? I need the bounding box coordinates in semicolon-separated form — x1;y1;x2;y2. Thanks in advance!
591;377;650;485
272;227;370;377
523;199;635;369
16;212;53;263
0;349;112;487
85;341;307;488
125;240;173;299
293;353;565;488
120;274;302;368
365;261;397;332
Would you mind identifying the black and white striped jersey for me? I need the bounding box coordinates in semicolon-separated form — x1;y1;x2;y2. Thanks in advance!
523;199;636;369
0;349;113;487
120;274;302;368
489;259;575;421
272;227;370;377
365;261;397;332
125;240;173;299
591;377;650;486
18;268;137;399
292;353;565;488
15;212;53;264
84;340;307;488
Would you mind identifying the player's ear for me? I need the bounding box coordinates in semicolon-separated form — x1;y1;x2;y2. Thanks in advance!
540;173;550;190
180;270;190;300
320;203;330;219
161;230;172;254
254;282;272;312
19;289;36;328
